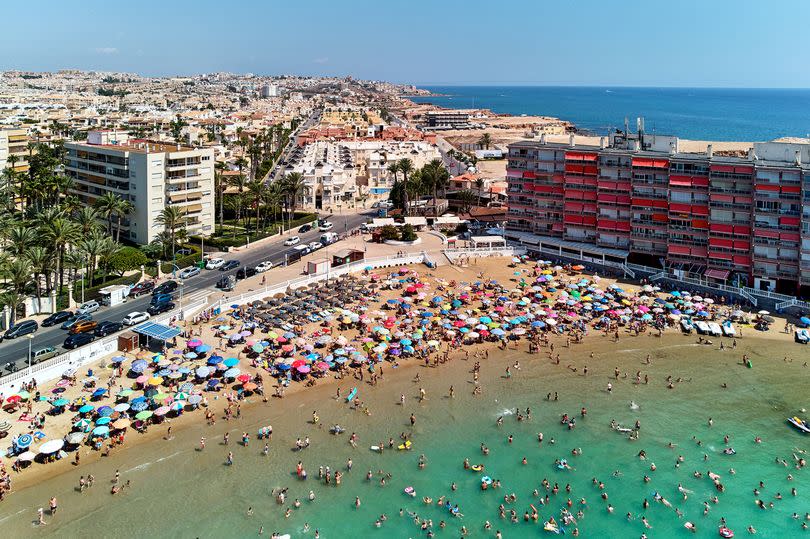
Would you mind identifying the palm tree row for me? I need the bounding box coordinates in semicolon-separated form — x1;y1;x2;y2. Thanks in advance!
387;158;450;216
0;143;129;322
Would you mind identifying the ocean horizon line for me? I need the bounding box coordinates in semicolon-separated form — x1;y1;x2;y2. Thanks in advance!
409;84;810;91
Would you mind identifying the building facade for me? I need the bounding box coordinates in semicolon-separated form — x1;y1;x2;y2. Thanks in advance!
0;128;33;173
64;130;215;244
507;133;810;294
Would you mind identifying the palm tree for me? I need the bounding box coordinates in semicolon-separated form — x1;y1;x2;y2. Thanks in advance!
75;206;102;235
97;237;121;284
247;179;268;232
25;246;51;303
281;172;306;222
478;133;492;150
41;217;80;295
94;192;121;235
2;258;33;297
79;233;106;288
6;225;37;257
456;189;476;214
155;206;186;262
214;161;228;233
116;200;135;242
0;291;24;325
397;158;414;216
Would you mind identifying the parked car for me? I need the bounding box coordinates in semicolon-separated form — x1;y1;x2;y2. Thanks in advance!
318;222;334;232
153;280;178;295
360;223;370;233
32;346;59;364
298;223;312;233
94;320;123;337
308;241;323;252
76;300;100;315
63;332;94;349
69;320;98;335
147;301;175;316
220;260;240;271
62;314;92;330
3;320;39;340
151;293;174;305
284;236;301;246
42;310;74;327
255;261;274;273
205;257;225;270
122;311;150;326
236;266;257;280
129;281;155;297
178;266;200;279
216;275;236;291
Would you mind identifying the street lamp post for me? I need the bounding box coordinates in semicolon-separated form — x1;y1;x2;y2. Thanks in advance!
179;279;185;319
27;334;34;376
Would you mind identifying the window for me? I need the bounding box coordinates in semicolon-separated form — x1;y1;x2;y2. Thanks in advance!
130;182;136;189
130;195;136;201
202;155;210;161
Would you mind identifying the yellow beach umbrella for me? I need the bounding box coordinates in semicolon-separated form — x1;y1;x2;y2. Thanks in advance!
148;376;163;386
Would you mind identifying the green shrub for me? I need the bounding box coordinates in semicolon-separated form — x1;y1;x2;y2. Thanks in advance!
109;247;148;275
400;224;417;242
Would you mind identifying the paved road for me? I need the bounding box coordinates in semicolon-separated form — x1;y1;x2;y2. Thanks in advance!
0;212;369;374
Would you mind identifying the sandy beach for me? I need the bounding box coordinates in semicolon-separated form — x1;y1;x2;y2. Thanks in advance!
1;254;808;538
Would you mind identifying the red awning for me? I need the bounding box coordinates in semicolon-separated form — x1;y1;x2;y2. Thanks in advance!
705;269;730;280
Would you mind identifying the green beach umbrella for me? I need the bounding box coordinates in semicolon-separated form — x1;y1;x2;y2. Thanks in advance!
117;388;134;397
16;390;30;400
174;392;189;401
135;411;153;420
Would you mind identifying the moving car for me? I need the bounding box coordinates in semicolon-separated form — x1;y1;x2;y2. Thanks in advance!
3;320;39;340
205;257;225;270
94;320;123;337
153;280;178;295
220;260;240;271
255;261;274;273
293;244;311;257
129;281;155;297
284;236;301;246
76;300;100;315
147;301;175;316
68;320;98;335
63;332;94;349
318;221;334;232
122;311;150;326
236;266;257;280
41;310;74;327
61;314;92;331
308;241;323;252
178;266;201;279
298;224;312;233
32;346;59;364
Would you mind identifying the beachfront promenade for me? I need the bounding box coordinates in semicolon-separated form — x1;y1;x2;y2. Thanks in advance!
0;233;523;395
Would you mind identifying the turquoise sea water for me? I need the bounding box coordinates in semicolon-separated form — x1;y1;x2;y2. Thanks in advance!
408;86;810;142
3;332;808;538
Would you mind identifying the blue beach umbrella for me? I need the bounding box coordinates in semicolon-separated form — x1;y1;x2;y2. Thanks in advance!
130;359;148;373
16;433;33;448
196;344;212;353
207;378;221;388
131;401;148;412
52;398;69;407
96;416;112;426
78;404;94;414
223;358;239;368
184;352;198;359
92;426;110;437
110;356;126;364
97;406;114;417
195;366;211;378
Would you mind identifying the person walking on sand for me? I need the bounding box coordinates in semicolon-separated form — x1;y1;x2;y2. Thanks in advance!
200;437;206;450
37;507;46;526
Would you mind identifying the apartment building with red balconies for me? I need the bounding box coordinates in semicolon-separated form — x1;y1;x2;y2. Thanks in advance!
506;128;810;295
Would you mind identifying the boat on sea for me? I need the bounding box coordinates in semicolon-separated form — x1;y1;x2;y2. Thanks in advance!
787;416;810;434
680;318;693;334
707;322;723;337
721;321;735;336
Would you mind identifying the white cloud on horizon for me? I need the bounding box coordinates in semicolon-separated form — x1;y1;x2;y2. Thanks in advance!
94;47;119;55
313;57;329;64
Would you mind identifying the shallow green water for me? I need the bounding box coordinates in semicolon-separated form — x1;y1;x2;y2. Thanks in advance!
2;334;809;538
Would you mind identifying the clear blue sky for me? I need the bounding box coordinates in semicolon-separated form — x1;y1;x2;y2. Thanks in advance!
2;0;808;87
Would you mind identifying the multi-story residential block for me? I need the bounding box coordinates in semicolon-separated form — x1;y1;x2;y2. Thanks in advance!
64;130;215;244
0;128;33;173
506;131;810;295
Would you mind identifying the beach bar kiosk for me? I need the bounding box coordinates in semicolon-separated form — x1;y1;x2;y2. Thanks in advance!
99;284;130;306
470;235;507;249
332;248;364;268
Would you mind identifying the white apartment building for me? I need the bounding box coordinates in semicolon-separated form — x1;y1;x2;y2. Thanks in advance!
64;130;215;244
282;141;356;210
343;140;442;198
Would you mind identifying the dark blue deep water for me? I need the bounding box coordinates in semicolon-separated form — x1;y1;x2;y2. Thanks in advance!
409;86;810;141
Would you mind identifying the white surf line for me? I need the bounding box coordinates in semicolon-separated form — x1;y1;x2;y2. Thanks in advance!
155;450;182;463
618;343;700;353
0;508;28;524
123;461;152;473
